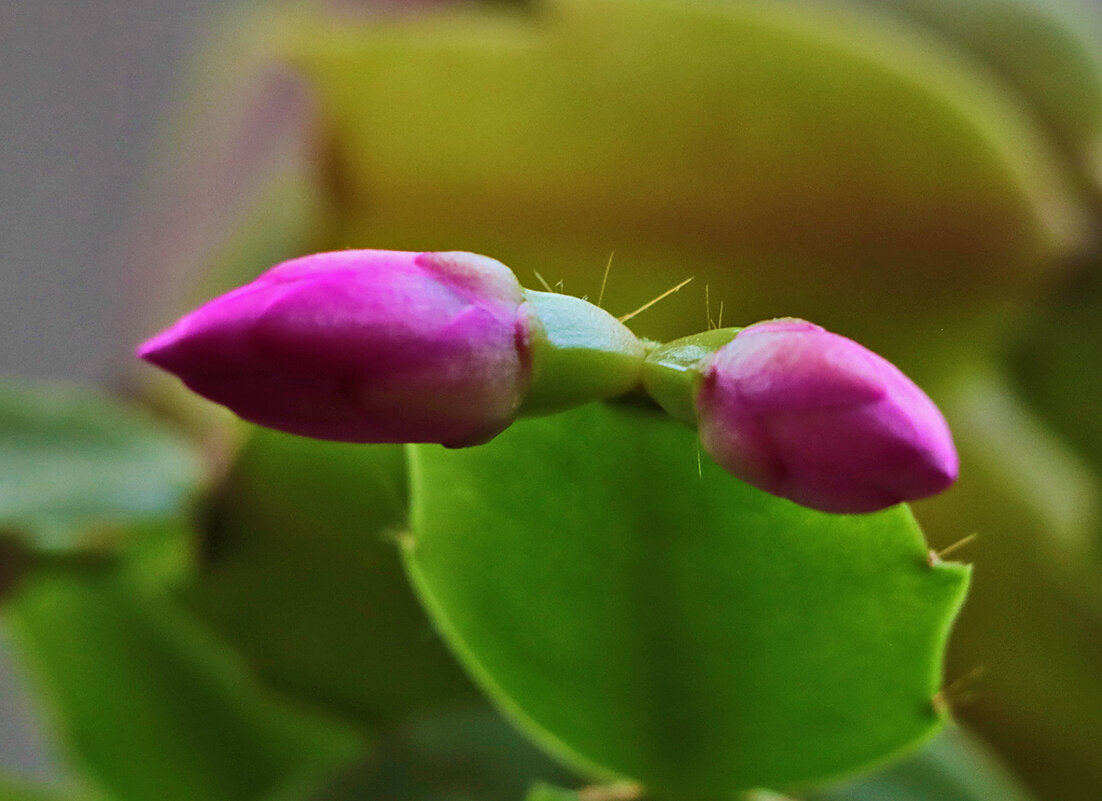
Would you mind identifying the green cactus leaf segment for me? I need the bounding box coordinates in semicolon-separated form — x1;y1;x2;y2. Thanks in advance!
0;381;203;554
5;565;363;801
405;404;969;796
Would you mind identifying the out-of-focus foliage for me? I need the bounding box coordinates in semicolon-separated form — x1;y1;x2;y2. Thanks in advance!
7;566;364;801
835;0;1102;186
0;381;201;553
0;384;371;801
278;0;1083;375
303;704;576;801
524;785;579;801
0;776;96;801
184;430;477;730
1014;265;1102;492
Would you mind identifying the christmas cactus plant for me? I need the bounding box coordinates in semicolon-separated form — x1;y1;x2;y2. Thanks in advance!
2;0;1101;799
136;246;968;799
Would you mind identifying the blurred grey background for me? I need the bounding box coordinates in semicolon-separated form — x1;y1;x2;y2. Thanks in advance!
0;0;230;777
1;0;229;384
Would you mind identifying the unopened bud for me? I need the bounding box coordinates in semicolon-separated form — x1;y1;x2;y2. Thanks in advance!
138;249;644;445
644;319;958;513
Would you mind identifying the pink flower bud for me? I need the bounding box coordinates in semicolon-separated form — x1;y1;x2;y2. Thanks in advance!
137;250;533;446
695;319;958;513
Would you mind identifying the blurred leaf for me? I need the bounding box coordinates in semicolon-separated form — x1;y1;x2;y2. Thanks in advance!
524;784;578;801
0;777;97;801
806;724;1036;801
0;381;203;553
913;369;1102;801
1007;264;1102;608
306;704;576;801
837;0;1102;188
405;403;969;796
5;565;364;801
185;429;477;732
1013;265;1102;488
285;0;1084;370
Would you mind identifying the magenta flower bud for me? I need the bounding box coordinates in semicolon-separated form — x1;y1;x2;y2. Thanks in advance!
137;250;533;446
694;319;958;513
643;319;958;513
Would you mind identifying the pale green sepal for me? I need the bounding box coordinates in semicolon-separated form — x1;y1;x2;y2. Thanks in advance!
519;290;645;416
641;328;742;425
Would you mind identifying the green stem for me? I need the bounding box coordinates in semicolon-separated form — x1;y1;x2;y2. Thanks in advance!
641;328;741;425
520;290;646;416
